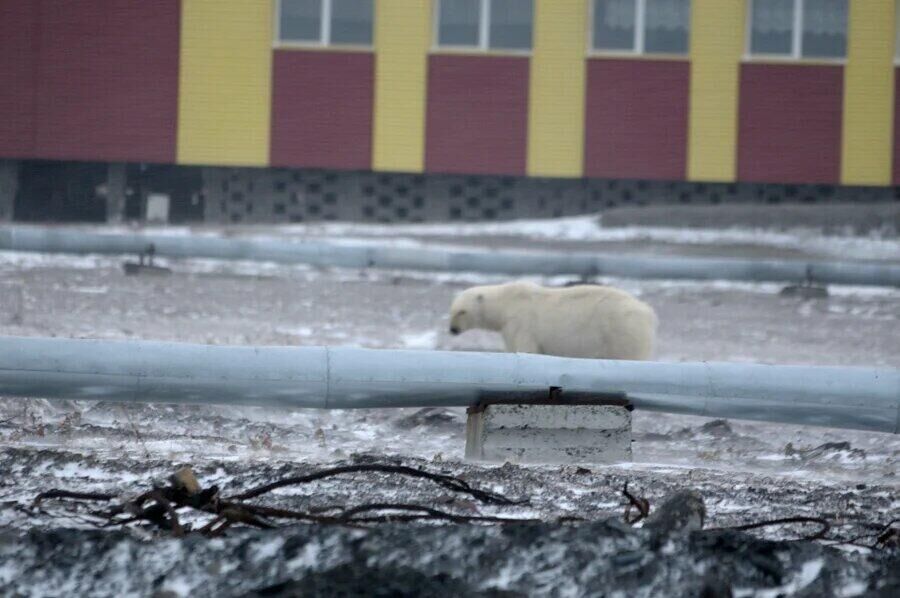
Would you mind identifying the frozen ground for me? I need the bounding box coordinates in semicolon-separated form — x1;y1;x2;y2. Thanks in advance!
0;219;897;596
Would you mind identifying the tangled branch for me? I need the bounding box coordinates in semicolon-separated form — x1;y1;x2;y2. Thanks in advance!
822;518;899;550
30;464;531;537
31;467;893;549
34;490;116;505
229;464;525;505
708;516;831;542
620;484;861;545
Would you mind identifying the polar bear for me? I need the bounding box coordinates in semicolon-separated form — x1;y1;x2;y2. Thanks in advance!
448;281;657;360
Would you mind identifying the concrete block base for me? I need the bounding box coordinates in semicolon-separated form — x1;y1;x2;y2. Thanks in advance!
465;403;632;465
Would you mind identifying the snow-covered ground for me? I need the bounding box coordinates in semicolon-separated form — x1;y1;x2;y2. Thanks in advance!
0;219;897;595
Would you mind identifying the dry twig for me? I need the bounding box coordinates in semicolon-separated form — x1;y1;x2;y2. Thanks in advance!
33;489;116;506
230;464;524;506
823;518;900;550
621;483;650;525
709;516;831;542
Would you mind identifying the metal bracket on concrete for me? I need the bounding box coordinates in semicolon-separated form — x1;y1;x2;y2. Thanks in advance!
123;243;171;276
465;388;634;465
780;265;829;299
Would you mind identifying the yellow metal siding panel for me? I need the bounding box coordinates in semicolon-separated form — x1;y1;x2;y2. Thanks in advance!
177;0;272;167
841;0;895;186
372;0;431;173
527;0;587;178
687;0;745;182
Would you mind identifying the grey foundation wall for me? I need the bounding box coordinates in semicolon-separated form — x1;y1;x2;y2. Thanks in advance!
201;166;900;224
5;159;899;225
105;163;127;223
0;161;18;221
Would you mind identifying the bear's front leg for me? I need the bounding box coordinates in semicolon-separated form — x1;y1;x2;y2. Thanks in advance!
502;325;541;355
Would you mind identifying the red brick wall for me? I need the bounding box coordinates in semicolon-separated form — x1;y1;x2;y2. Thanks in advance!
425;55;529;176
0;1;38;158
583;59;689;180
32;0;180;163
738;64;843;184
270;51;374;170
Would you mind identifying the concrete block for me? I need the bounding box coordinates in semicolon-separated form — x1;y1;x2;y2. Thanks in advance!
465;403;632;465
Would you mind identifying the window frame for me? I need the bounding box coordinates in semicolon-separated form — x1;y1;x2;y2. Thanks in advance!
432;0;534;55
895;0;900;65
588;0;691;57
274;0;374;49
744;0;847;63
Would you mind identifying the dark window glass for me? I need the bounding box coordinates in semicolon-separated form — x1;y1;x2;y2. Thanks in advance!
489;0;533;50
593;0;636;51
644;0;690;54
331;0;373;45
801;0;846;58
280;0;321;42
439;0;480;46
750;0;793;55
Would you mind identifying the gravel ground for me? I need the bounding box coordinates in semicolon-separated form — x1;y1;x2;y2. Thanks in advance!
0;221;897;596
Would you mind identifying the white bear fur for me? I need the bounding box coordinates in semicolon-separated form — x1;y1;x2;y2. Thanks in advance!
449;281;657;360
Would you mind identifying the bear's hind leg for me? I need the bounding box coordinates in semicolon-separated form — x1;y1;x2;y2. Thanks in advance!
502;327;541;355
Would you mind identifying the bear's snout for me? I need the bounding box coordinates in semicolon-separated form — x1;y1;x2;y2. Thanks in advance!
449;325;460;335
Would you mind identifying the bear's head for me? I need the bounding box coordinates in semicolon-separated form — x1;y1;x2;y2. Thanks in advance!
448;287;486;335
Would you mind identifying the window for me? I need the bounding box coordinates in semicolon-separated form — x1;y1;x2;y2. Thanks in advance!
895;0;900;61
592;0;691;55
436;0;534;51
748;0;847;59
277;0;373;46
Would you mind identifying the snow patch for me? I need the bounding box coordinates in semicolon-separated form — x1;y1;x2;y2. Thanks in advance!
735;558;824;597
400;330;438;349
285;540;322;571
251;537;286;563
276;326;315;338
836;580;870;597
159;576;193;597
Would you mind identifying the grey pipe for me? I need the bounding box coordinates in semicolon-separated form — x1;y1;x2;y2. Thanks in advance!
1;225;898;286
0;336;896;433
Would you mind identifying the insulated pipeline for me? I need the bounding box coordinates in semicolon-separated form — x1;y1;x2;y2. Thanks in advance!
1;226;898;286
0;336;896;434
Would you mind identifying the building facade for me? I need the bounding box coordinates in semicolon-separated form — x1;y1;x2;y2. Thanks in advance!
0;0;898;223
